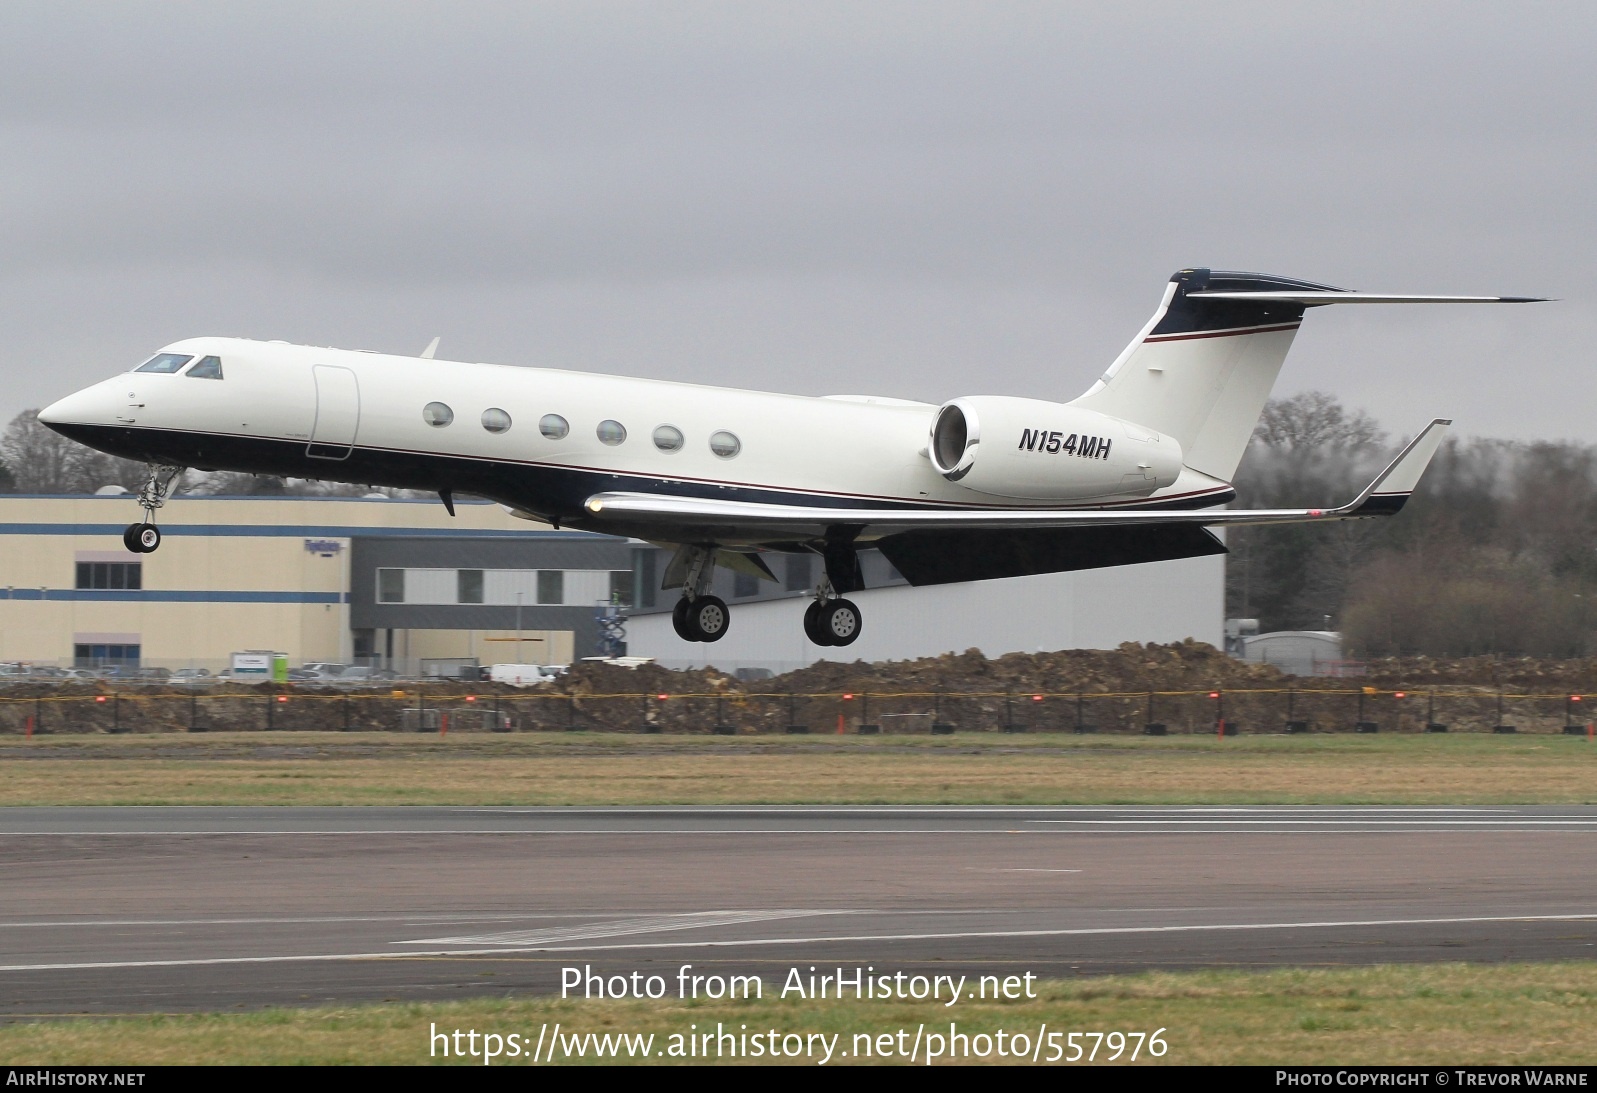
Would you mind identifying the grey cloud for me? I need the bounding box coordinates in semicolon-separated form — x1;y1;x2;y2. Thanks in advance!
0;1;1590;441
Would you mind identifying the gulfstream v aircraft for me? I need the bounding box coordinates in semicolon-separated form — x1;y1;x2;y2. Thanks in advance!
38;269;1542;647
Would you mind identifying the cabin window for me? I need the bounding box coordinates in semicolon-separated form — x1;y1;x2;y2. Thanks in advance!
596;419;627;446
652;424;684;452
539;414;569;440
481;408;511;434
422;402;454;427
134;353;193;373
709;430;741;458
185;356;223;379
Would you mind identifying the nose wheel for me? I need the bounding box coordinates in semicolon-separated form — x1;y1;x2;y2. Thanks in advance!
123;524;161;554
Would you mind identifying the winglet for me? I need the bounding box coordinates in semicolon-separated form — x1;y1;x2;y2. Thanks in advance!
420;336;441;360
1336;419;1451;516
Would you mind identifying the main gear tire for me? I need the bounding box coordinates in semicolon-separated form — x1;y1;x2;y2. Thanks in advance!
672;597;702;641
803;599;832;645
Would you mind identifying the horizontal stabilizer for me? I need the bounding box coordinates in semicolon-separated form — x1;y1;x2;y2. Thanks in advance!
1190;291;1549;305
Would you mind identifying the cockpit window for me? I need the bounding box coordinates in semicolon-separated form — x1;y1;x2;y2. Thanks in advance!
185;355;223;379
135;353;193;373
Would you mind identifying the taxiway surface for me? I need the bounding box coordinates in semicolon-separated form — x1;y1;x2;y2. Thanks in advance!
4;805;1596;1013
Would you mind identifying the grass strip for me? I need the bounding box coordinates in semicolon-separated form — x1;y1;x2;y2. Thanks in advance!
2;962;1594;1065
0;732;1594;805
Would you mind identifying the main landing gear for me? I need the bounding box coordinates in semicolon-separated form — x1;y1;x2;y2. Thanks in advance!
670;545;731;643
122;464;183;554
673;594;731;643
803;593;862;647
804;538;865;647
662;539;866;647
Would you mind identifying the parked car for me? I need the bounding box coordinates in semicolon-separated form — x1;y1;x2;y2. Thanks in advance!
137;667;171;681
289;669;342;682
170;668;214;685
336;666;399;683
302;662;349;676
489;663;557;687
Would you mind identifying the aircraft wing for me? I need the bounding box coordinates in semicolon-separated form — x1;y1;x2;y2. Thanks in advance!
580;419;1451;539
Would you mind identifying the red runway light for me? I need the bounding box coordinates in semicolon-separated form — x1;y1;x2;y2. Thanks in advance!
1394;692;1406;700
464;695;476;702
1208;692;1220;699
276;695;288;703
1574;696;1584;703
842;693;854;700
1032;694;1044;702
656;694;669;701
95;696;106;703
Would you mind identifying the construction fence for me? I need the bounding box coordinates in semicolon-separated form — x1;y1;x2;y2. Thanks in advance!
1;685;1595;736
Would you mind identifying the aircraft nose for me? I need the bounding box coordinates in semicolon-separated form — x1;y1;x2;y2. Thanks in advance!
38;383;114;431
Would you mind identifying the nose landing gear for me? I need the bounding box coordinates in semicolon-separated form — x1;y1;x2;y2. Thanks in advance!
122;464;183;554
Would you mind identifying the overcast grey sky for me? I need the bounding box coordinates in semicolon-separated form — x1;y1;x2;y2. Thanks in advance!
2;1;1589;443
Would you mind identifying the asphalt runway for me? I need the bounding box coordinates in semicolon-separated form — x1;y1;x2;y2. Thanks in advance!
4;805;1597;1014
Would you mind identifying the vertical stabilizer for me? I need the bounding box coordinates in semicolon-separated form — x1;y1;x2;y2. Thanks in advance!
1071;269;1329;482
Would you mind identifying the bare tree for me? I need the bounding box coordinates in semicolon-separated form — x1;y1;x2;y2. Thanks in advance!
1252;390;1385;452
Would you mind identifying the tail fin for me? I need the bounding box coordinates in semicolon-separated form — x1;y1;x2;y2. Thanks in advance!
1071;269;1320;482
1073;268;1546;483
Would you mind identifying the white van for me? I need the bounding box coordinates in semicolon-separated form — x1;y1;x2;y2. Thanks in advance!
489;663;555;687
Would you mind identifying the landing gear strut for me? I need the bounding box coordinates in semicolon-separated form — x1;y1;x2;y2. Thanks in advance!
669;545;731;643
123;464;183;554
804;539;864;647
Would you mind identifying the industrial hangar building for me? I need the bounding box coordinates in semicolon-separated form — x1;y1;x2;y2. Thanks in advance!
0;494;631;674
0;494;1222;674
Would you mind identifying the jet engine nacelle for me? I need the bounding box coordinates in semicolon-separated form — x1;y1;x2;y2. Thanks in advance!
927;396;1183;500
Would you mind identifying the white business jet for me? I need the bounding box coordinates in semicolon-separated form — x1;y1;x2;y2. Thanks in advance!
38;269;1542;647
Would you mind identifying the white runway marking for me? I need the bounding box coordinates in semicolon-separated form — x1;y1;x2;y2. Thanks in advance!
0;911;671;931
7;820;1593;836
4;912;1596;973
459;806;1512;814
402;909;843;946
1029;819;1597;826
